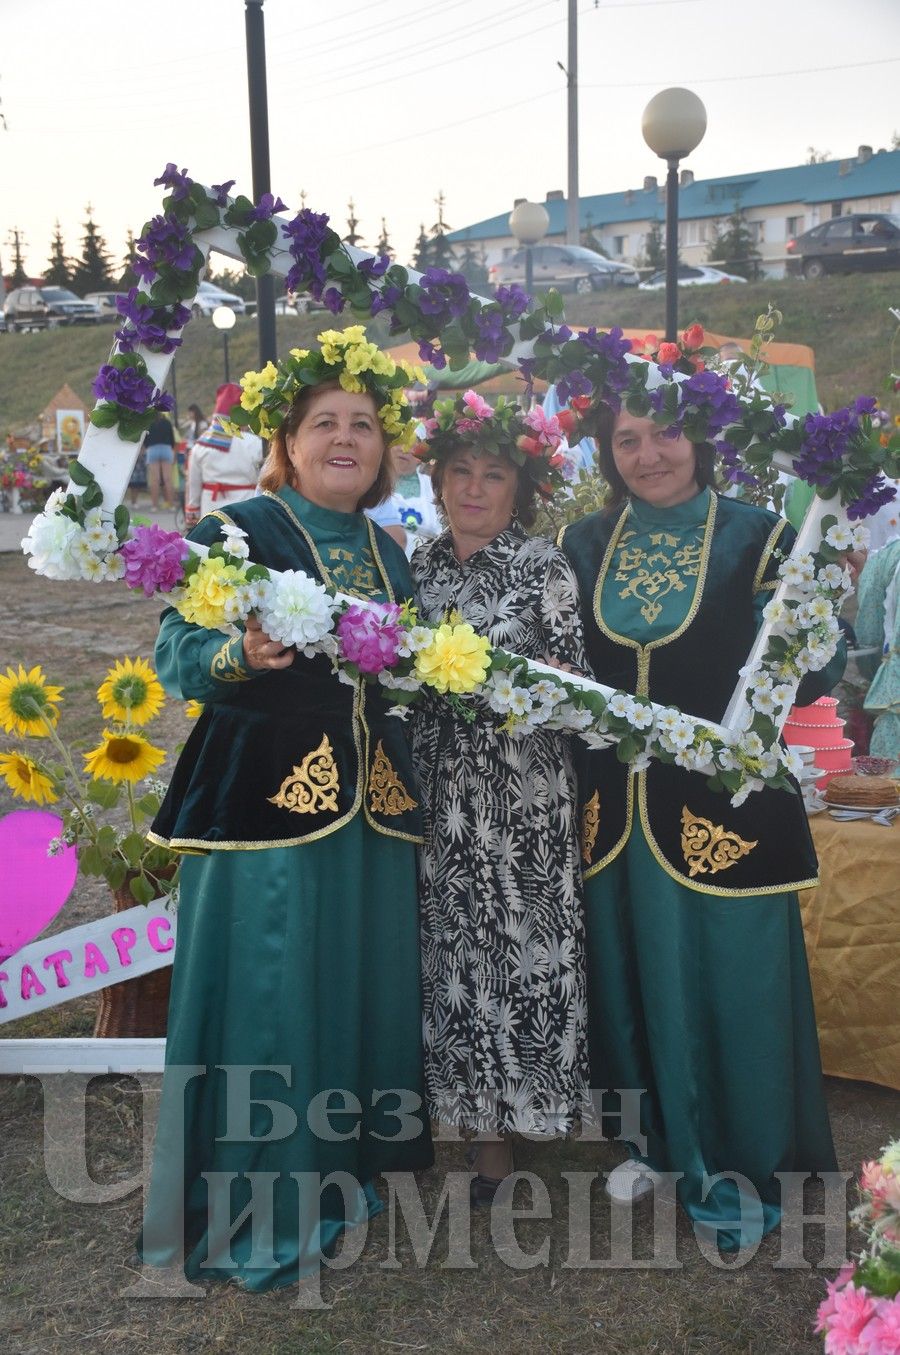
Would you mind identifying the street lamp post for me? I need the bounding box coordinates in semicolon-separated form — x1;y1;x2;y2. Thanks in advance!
641;87;707;342
212;306;237;384
508;200;550;299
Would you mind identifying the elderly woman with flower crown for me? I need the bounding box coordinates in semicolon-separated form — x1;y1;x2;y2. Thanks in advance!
140;327;434;1289
558;335;847;1252
409;389;590;1202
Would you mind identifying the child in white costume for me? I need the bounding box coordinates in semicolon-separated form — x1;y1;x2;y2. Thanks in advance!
185;383;264;526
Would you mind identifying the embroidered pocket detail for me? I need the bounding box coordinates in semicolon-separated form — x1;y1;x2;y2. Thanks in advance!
581;789;600;863
368;739;418;816
268;734;340;814
680;806;758;877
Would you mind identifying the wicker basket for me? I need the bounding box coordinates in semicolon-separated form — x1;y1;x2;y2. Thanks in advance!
92;879;173;1038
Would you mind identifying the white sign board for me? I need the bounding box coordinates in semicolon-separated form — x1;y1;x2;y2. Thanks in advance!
0;901;176;1026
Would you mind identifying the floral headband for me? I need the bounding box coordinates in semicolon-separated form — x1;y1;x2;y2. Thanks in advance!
223;325;426;446
413;389;575;500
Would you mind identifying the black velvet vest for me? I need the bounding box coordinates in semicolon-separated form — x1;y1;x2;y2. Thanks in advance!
560;494;824;896
150;493;423;851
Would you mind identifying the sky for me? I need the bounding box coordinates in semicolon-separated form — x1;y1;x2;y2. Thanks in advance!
1;0;899;281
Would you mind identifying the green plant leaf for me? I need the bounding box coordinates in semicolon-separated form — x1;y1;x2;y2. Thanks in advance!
129;874;156;906
121;833;146;868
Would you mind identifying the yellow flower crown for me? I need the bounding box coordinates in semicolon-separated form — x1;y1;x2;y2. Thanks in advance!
224;326;426;447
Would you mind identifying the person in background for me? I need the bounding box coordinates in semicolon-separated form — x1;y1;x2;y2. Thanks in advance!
183;403;208;449
856;535;900;763
364;493;406;550
144;411;176;512
184;383;264;528
390;442;441;556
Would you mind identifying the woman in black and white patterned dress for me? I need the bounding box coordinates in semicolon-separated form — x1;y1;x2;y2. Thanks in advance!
410;391;589;1201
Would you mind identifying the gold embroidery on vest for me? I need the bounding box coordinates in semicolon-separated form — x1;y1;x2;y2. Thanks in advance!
581;790;600;864
268;735;340;814
368;739;418;816
614;529;703;626
680;806;758;877
327;545;381;598
211;637;249;682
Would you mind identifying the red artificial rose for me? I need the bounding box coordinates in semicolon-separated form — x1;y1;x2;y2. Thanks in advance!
548;453;564;468
571;394;593;413
644;334;659;351
516;434;543;457
657;342;681;365
682;323;704;350
556;409;577;437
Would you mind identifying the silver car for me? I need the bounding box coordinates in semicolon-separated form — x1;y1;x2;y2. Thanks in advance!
490;244;639;294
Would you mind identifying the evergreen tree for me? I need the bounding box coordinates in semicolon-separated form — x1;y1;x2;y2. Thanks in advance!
375;218;394;260
426;191;456;272
641;220;666;271
412;223;431;271
7;229;29;286
71;205;114;295
119;231;139;290
44;221;71;287
344;199;363;249
706;202;761;280
457;241;489;293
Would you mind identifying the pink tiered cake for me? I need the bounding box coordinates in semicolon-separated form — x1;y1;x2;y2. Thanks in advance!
783;697;852;788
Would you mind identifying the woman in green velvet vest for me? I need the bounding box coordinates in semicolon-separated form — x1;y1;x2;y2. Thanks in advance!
559;402;843;1252
140;332;433;1290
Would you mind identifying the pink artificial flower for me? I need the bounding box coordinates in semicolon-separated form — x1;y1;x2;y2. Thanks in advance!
336;602;403;674
461;389;493;420
120;523;191;597
455;418;483;435
858;1297;900;1355
817;1266;859;1332
422;417;439;436
523;405;563;448
823;1285;878;1354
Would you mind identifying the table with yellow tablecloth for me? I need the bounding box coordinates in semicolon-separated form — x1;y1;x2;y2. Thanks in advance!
800;815;900;1091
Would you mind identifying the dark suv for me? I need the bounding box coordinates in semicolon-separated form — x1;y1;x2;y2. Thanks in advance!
786;213;900;279
3;286;101;331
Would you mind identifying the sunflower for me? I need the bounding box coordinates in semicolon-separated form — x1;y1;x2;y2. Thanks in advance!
97;657;165;726
0;750;59;804
83;730;166;784
0;664;63;737
184;700;205;720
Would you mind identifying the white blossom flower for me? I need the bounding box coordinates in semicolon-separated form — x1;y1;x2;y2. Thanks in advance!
771;682;795;708
758;750;781;780
386;703;412;720
747;670;774;693
486;675;515;713
780;558;814;589
716;746;739;772
669;719;695;750
22;509;85;580
762;598;789;626
751;688;778;715
378;671;420;692
221;524;250;560
817;563;847;590
508;687;534;718
529;679;563;705
655;706;683;733
739;731;765;758
554;703;594;731
824;523;854;551
781;747;804;777
851;524;869;550
581;729;617;749
731;777;763;808
607;692;636;722
630;702;654;730
256;570;337;648
397;625;433;657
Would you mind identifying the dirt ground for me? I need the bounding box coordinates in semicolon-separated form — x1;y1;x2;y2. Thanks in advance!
1;547;898;1355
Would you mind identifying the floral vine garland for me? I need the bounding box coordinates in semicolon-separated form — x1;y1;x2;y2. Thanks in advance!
19;164;900;804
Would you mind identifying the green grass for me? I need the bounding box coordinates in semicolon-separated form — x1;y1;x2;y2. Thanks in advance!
1;273;895;436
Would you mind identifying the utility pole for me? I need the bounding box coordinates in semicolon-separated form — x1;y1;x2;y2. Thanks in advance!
244;0;276;365
566;0;579;246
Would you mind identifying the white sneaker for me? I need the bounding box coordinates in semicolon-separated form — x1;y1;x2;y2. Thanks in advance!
604;1159;663;1203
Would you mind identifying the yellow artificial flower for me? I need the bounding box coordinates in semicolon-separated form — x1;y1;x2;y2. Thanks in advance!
185;700;205;720
289;347;310;361
97;657;164;726
370;350;394;377
83;730;166;785
399;359;427;385
0;664;63;737
0;750;58;805
339;370;365;394
344;341;377;375
174;557;244;629
414;622;491;695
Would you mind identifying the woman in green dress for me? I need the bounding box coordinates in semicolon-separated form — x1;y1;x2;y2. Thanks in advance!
140;331;433;1289
559;403;843;1252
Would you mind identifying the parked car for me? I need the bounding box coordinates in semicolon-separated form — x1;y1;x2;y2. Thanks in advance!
490;244;640;295
3;286;101;330
786;213;900;280
191;280;247;317
84;291;126;322
638;264;748;290
274;292;327;316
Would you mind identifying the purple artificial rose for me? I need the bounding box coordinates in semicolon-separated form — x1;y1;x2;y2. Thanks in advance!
119;524;190;596
336;603;404;674
358;255;391;281
282;208;331;297
211;179;236;206
248;192;288;222
134;214;198;282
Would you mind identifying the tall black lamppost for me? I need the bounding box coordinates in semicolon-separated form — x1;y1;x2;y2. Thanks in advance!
508;200;550;299
212;306;236;384
641;87;707;342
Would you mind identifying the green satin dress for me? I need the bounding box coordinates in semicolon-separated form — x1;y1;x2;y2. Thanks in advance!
582;490;837;1251
140;489;432;1290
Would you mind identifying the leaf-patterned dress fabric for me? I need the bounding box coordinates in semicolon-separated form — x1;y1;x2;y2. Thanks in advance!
411;526;590;1135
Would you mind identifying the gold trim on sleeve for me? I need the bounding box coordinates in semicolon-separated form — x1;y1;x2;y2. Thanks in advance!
268;734;340;814
753;517;789;595
680;805;758;877
211;636;252;682
368;739;418;816
581;789;600;864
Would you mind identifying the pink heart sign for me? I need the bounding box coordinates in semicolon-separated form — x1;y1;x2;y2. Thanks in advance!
0;810;78;963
